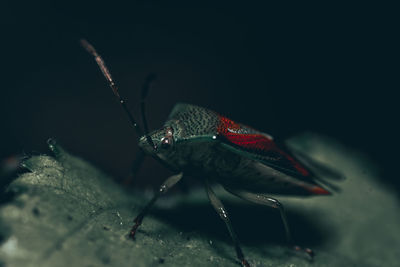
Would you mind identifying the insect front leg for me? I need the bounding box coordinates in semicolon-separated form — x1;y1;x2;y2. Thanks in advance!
225;189;314;259
130;172;183;239
123;150;145;185
205;180;250;267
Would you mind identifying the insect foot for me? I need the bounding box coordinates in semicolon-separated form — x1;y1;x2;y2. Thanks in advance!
241;259;251;267
129;217;142;239
129;216;142;239
294;245;314;260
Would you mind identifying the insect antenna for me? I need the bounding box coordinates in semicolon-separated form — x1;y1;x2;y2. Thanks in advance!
140;73;157;150
80;39;144;138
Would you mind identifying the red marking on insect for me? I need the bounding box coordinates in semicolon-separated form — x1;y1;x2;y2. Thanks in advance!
280;150;311;177
218;116;311;177
219;116;243;132
310;186;331;195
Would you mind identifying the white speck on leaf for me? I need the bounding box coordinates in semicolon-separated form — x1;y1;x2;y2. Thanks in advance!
115;211;123;225
1;237;19;256
185;243;194;249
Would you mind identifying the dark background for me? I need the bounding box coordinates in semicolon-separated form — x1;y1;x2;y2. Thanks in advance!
1;2;398;193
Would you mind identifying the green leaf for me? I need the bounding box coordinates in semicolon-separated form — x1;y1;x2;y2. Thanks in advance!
0;134;399;267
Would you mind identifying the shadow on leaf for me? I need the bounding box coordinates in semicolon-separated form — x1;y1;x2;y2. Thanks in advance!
150;198;334;248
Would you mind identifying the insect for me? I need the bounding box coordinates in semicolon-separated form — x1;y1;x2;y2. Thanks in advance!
81;39;336;267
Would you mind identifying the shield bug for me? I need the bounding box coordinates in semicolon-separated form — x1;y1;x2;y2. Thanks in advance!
81;39;337;267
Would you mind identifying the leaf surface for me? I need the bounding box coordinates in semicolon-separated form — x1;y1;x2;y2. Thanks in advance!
0;134;399;267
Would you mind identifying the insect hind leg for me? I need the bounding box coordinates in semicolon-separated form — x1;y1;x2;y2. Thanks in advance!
205;180;250;267
224;188;314;259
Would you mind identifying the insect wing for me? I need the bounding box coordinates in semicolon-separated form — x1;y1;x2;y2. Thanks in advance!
217;116;309;176
216;116;331;195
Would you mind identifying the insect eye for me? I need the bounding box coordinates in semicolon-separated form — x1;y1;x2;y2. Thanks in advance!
161;137;172;149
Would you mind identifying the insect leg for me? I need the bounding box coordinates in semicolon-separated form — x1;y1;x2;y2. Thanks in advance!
129;172;183;239
225;189;314;259
205;180;250;267
131;149;145;178
122;149;145;185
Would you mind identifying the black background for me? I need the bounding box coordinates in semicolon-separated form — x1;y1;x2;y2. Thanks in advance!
1;1;398;193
